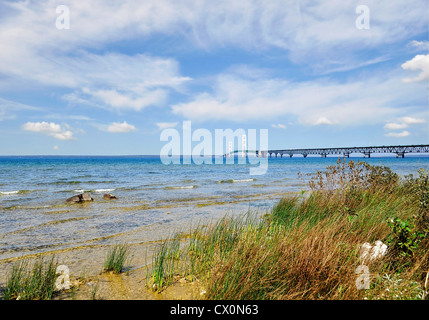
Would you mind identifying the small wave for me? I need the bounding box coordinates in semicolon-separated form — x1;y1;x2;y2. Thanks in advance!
73;188;115;193
0;190;32;195
73;189;92;193
217;178;256;184
94;188;115;193
234;179;257;183
0;190;19;195
165;185;197;190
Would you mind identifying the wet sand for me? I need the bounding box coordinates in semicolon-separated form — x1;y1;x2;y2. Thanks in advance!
0;231;204;300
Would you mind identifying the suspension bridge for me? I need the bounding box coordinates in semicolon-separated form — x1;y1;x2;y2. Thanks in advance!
224;144;429;159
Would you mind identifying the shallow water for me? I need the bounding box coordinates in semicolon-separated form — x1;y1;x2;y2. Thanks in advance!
1;155;428;261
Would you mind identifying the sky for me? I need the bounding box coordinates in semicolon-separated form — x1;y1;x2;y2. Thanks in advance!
0;0;428;155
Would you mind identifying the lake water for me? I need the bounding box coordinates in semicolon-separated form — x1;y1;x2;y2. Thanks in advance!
1;155;428;260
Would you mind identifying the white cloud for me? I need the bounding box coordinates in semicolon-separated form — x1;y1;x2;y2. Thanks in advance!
271;124;287;129
22;121;75;140
399;116;426;125
310;117;336;126
26;52;190;112
156;122;179;130
0;0;427;91
401;54;429;83
384;122;408;130
171;68;414;126
53;145;59;150
385;130;410;138
383;116;425;138
106;121;137;133
0;1;427;128
82;87;168;112
0;1;191;111
409;40;429;50
43;114;92;121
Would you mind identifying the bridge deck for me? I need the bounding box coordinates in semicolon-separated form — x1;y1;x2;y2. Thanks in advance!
256;144;429;158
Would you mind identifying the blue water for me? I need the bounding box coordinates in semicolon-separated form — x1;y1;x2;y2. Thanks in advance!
1;155;428;260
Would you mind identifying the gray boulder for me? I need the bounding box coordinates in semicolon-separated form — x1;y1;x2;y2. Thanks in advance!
103;193;117;200
81;193;93;201
66;193;94;203
66;195;81;203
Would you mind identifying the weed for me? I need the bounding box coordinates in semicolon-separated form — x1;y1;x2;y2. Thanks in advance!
3;256;58;300
103;244;130;274
150;235;181;291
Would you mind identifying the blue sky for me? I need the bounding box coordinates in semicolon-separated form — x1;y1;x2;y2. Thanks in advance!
0;0;428;155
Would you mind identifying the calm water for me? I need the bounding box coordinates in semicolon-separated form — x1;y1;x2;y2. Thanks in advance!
1;155;428;260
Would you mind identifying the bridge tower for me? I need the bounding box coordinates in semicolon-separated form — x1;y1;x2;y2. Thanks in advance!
241;135;246;158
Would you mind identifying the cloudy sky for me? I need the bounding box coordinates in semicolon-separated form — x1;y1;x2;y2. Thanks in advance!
0;0;427;155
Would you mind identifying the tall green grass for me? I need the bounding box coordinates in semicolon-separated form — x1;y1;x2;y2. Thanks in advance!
147;159;429;299
3;256;58;300
150;234;182;291
103;244;130;274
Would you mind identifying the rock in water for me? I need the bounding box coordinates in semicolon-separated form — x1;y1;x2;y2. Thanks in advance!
66;193;94;203
103;193;117;200
82;193;93;201
66;195;82;203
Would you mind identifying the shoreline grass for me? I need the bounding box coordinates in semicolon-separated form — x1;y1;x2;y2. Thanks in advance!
147;159;429;300
150;235;182;290
103;244;130;274
3;256;58;300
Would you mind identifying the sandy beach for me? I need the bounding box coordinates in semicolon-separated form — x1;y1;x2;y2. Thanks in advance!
0;221;204;300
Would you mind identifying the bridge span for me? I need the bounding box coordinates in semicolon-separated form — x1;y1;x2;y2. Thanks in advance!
256;144;429;159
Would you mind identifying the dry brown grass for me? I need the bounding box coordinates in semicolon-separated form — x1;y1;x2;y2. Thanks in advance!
148;160;429;300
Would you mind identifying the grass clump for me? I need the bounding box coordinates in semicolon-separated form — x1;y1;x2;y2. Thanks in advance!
103;244;130;274
3;256;58;300
150;235;182;291
147;159;429;300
